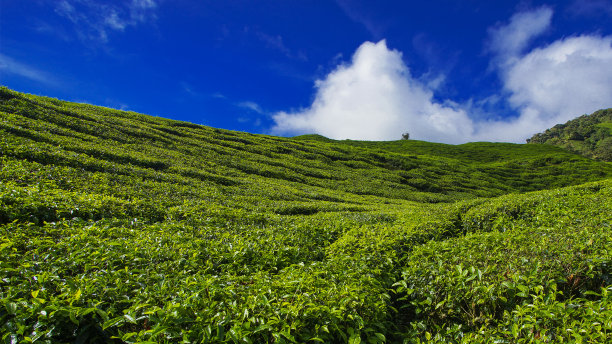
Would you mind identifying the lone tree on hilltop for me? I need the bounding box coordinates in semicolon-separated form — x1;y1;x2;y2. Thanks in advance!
401;132;410;140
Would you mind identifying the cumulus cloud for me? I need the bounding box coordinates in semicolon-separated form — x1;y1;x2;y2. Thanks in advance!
272;40;474;143
486;8;612;142
272;8;612;144
505;36;612;118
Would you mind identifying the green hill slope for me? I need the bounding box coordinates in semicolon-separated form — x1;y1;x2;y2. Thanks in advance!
528;108;612;161
1;87;611;343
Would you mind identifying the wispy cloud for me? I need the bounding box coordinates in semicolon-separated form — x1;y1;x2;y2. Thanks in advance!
236;101;265;127
255;32;307;61
568;0;612;17
33;20;72;41
486;7;553;60
0;54;58;85
53;0;160;43
211;92;227;99
237;101;265;114
180;82;201;98
335;0;386;38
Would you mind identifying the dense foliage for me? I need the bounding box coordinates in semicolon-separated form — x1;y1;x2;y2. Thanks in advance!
528;108;612;161
1;87;611;343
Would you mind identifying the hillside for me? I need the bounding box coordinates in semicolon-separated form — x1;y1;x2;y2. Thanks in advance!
528;108;612;161
1;87;611;343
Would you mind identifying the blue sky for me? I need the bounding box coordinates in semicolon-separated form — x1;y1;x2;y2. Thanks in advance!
2;0;612;143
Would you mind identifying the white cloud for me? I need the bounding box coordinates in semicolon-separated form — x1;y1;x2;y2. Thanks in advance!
486;8;612;142
271;40;474;143
505;36;612;119
272;8;612;144
487;7;552;59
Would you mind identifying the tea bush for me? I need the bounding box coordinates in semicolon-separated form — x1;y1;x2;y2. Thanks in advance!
1;87;611;343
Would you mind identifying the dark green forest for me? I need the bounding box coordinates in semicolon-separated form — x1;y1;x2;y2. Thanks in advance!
1;87;611;343
528;108;612;161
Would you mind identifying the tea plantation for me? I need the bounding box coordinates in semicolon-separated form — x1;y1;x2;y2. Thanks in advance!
1;87;611;343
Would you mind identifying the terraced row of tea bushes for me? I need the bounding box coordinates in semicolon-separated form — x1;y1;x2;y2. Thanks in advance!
392;180;612;342
2;180;611;343
0;154;373;222
3;87;612;206
303;137;612;194
0;200;438;343
0;188;458;343
1;87;612;342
